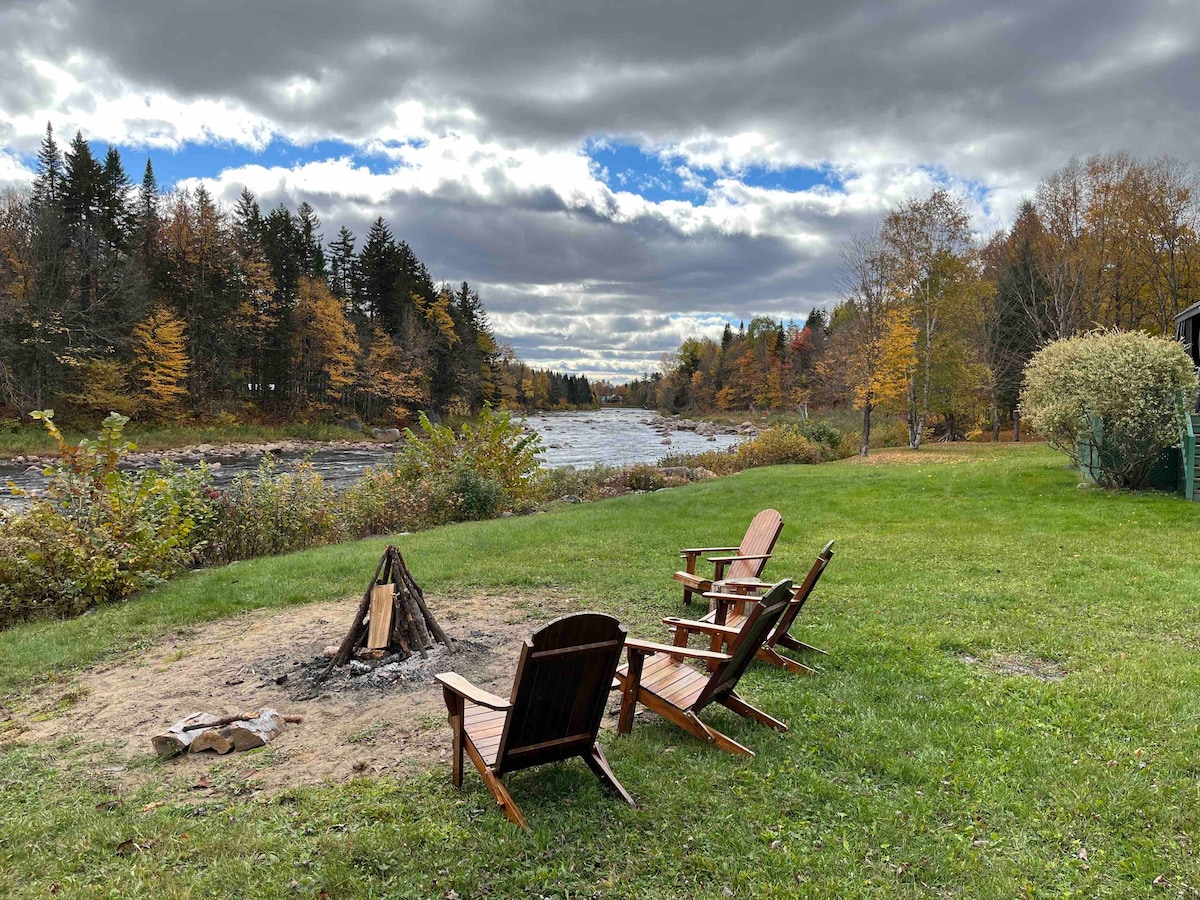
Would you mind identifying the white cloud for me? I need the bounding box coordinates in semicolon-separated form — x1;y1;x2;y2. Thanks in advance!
0;151;35;189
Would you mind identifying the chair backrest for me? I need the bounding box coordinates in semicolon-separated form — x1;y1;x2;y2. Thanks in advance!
495;612;627;775
726;509;784;581
771;540;834;643
695;579;793;709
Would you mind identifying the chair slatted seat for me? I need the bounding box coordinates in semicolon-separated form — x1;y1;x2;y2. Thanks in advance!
614;580;793;756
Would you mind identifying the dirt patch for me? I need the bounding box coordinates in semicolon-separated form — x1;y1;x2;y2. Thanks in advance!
2;590;587;796
955;650;1067;681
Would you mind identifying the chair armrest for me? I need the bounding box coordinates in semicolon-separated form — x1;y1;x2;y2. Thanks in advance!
625;637;730;662
704;590;767;602
434;672;512;710
662;617;742;639
705;553;772;564
718;578;770;592
679;546;740;557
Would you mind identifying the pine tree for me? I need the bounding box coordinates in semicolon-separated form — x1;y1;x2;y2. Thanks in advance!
61;131;101;235
296;202;326;279
98;146;132;250
328;226;357;302
32;123;63;207
135;159;160;259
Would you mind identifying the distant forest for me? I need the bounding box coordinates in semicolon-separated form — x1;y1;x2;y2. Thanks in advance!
620;153;1200;448
0;124;595;426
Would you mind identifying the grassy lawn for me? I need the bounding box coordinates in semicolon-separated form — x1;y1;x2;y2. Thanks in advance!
3;443;1200;897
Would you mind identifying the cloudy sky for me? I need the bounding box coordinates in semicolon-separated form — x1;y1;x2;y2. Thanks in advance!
2;1;1197;380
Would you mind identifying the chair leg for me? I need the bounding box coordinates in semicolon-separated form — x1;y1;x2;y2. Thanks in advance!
459;733;528;828
777;633;826;655
616;651;646;736
480;768;529;830
719;691;787;733
441;689;465;788
757;645;818;676
637;688;754;756
451;719;464;788
583;743;636;807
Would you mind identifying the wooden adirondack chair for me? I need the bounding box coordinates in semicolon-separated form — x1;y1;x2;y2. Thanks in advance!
614;580;793;756
435;612;634;829
672;508;784;604
702;540;834;676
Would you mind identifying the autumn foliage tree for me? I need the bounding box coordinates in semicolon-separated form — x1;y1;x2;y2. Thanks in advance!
0;122;591;427
130;306;189;417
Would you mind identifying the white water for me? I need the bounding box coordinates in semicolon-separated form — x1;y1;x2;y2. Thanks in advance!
0;408;741;509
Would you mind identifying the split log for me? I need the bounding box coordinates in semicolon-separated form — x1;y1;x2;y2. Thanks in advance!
152;712;221;757
188;709;291;754
318;550;389;681
367;585;394;649
228;708;286;750
191;727;235;755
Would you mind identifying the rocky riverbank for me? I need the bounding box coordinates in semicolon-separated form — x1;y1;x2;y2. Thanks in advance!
6;437;400;473
643;413;759;446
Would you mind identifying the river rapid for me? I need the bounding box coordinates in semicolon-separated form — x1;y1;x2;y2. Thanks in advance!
0;408;743;510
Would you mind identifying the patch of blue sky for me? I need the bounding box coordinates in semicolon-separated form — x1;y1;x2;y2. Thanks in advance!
588;139;844;203
586;140;711;202
735;163;840;193
88;138;403;190
916;164;994;214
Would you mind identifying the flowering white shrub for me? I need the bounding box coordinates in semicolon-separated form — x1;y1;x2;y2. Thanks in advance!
1019;330;1197;488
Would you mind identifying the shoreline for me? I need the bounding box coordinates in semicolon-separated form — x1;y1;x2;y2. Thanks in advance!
0;437;399;470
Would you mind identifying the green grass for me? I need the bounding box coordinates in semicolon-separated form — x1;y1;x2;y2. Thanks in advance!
4;443;1200;897
0;421;366;457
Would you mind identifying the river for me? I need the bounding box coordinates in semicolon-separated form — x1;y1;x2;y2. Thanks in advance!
0;409;742;510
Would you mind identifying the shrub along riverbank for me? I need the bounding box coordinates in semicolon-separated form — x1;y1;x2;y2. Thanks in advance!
0;409;849;628
2;443;1199;896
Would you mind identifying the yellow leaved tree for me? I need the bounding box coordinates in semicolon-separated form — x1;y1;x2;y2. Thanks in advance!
131;306;190;418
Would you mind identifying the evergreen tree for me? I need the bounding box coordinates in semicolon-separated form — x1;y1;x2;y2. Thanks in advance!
328;226;357;303
32;123;63;207
98;146;133;250
296;202;327;280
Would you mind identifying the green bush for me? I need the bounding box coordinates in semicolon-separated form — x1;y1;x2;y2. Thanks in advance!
531;464;620;502
393;407;543;520
337;466;429;537
663;423;841;475
1019;330;1198;488
197;456;342;565
0;412;212;627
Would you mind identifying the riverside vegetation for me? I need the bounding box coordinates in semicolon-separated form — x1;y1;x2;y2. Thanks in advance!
0;408;848;628
1;443;1197;897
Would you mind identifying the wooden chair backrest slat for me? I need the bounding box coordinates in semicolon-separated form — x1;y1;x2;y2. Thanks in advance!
496;613;626;775
726;509;784;581
771;540;834;643
696;579;793;709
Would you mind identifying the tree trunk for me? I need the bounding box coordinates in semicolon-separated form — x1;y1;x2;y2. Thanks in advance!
1013;410;1022;442
860;404;872;457
910;413;924;450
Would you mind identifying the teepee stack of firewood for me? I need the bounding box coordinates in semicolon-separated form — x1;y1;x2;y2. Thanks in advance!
318;546;451;681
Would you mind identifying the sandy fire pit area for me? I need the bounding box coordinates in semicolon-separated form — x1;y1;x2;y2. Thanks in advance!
1;589;587;796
